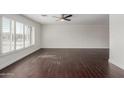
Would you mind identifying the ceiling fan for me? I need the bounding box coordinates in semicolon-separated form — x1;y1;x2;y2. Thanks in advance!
53;14;72;21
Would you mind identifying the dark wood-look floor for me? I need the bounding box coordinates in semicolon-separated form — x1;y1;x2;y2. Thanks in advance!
0;48;124;78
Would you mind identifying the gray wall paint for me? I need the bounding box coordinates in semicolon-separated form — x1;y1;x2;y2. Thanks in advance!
41;24;109;48
109;14;124;69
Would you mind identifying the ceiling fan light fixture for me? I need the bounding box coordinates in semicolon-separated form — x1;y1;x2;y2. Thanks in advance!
53;14;72;22
60;19;65;22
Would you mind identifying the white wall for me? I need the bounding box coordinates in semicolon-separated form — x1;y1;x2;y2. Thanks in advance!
41;24;109;48
109;14;124;69
0;14;41;70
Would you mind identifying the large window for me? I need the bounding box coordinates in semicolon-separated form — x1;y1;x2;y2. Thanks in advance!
16;22;24;50
0;17;35;54
25;25;30;47
24;26;35;47
1;17;15;53
31;26;35;45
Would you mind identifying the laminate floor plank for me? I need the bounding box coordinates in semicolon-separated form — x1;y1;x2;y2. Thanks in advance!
0;49;124;78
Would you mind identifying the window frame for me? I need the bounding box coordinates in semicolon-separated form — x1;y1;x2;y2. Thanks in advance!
0;16;36;57
0;16;2;55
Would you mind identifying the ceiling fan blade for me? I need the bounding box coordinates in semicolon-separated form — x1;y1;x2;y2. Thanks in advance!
64;15;72;18
64;18;71;21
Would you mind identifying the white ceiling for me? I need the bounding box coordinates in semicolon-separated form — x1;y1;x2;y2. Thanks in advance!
24;14;109;25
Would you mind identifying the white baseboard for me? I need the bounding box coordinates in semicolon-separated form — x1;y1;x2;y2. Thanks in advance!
108;58;124;70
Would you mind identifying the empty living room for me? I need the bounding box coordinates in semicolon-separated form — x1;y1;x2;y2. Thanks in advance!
0;14;124;78
1;0;124;93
